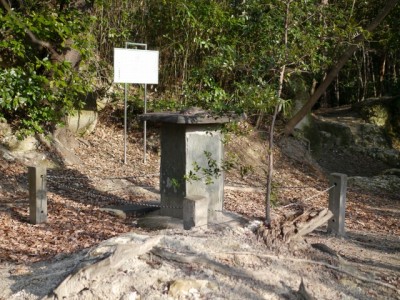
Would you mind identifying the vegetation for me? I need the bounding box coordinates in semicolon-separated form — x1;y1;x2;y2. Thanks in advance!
0;0;95;136
1;0;399;134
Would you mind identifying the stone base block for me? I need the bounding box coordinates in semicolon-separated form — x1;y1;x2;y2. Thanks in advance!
183;196;209;230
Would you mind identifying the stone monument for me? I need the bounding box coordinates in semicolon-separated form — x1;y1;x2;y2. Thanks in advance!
140;108;234;222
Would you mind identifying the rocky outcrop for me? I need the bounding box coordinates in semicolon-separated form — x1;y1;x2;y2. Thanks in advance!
304;103;400;172
0;120;49;166
0;120;82;167
0;107;98;166
355;96;400;149
66;110;98;136
348;175;400;195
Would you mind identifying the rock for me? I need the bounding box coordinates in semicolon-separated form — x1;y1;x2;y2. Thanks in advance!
297;278;314;300
353;146;400;168
50;234;162;300
137;212;183;230
308;106;400;170
348;175;400;195
1;146;15;162
99;208;127;219
53;138;82;166
40;128;82;166
0;120;12;137
120;291;141;300
53;127;80;150
0;119;37;152
3;135;38;152
278;136;325;177
382;168;400;177
357;124;389;148
66;110;98;136
168;279;218;298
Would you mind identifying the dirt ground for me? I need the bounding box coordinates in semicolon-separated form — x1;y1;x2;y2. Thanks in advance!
0;109;399;299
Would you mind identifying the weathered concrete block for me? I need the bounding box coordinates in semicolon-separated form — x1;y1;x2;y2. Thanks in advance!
183;196;209;230
327;173;347;236
28;166;47;224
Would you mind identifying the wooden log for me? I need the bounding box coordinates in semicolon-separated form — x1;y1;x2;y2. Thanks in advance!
258;208;334;247
287;209;333;243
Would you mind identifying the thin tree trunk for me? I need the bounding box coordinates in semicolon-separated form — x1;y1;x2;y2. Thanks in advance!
320;73;328;108
255;112;264;129
379;53;387;96
354;51;364;102
362;45;367;100
349;0;356;20
284;0;399;136
335;76;340;106
368;50;377;97
265;0;290;225
265;67;284;225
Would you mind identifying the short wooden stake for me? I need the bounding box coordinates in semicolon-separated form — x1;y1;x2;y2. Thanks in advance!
327;173;347;236
28;166;47;224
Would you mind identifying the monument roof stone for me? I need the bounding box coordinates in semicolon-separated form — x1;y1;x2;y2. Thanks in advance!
140;109;238;124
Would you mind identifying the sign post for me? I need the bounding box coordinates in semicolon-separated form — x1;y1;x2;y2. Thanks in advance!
114;43;159;164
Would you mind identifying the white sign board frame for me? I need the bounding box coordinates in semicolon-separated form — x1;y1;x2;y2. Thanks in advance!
114;48;159;84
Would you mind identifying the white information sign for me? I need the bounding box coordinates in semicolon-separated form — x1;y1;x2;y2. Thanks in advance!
113;48;159;84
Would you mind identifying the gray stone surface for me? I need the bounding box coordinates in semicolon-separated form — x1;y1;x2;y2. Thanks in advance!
183;196;209;230
327;173;347;236
66;110;98;136
140;111;235;124
137;211;183;230
136;210;248;231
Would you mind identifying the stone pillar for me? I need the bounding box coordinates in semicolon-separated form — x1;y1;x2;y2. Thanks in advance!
183;196;209;230
159;123;224;220
327;173;347;236
28;166;47;224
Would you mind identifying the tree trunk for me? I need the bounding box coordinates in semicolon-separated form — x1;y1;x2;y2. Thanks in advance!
362;45;367;101
265;0;291;224
355;51;364;102
368;50;377;97
284;0;399;136
334;76;340;106
379;53;387;96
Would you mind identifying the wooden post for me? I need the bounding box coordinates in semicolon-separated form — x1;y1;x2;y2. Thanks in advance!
28;166;47;224
327;173;347;236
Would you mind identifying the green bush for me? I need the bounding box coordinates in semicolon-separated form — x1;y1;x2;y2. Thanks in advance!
0;2;94;136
